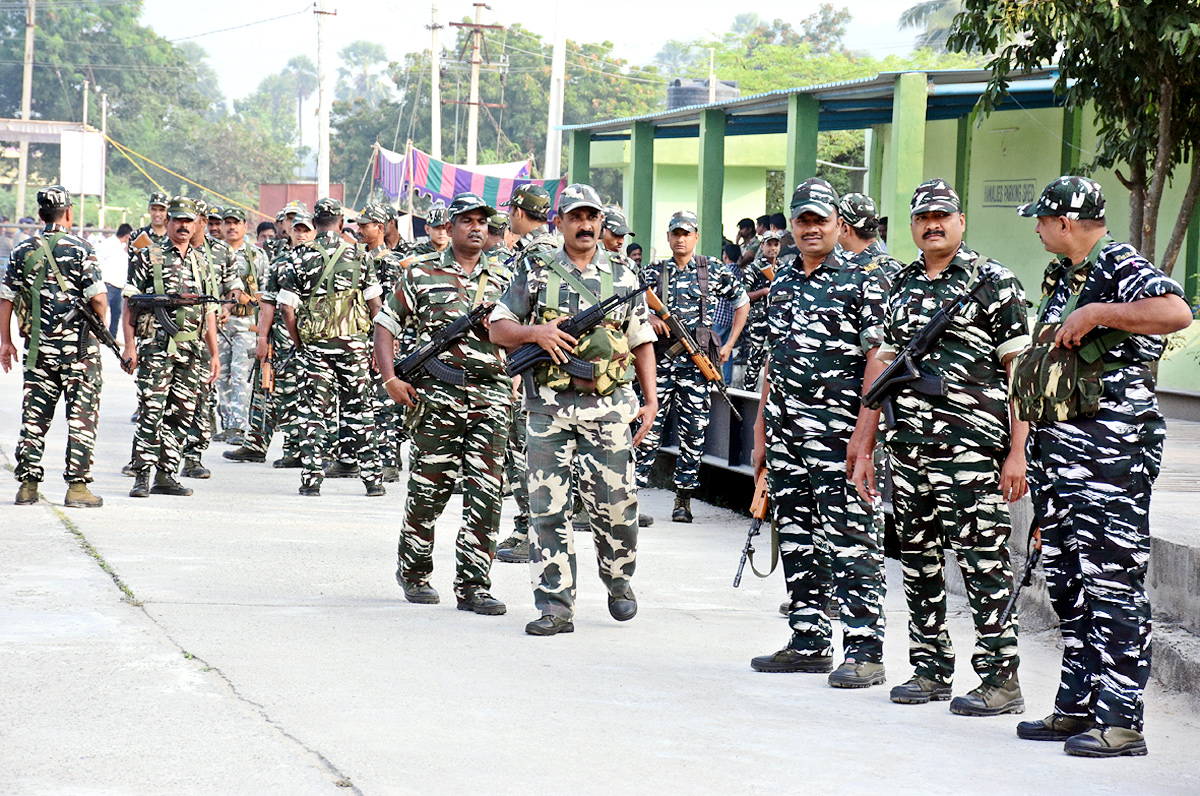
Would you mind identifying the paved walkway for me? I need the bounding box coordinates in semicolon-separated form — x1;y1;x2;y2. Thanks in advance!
1;365;1198;795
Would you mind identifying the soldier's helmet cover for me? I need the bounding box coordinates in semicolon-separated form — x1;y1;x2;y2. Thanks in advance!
1018;176;1106;220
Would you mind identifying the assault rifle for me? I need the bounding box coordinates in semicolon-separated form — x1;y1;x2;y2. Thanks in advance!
644;289;741;421
394;301;495;386
734;470;775;587
862;273;993;428
62;297;132;372
126;293;236;338
999;526;1042;627
505;283;648;380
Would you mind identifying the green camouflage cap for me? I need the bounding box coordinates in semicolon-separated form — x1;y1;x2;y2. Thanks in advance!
488;211;509;232
222;206;247;222
314;197;343;220
167;196;200;221
148;191;169;208
283;200;307;216
558;183;604;215
667;209;699;233
1018;176;1106;220
290;210;315;229
448;191;497;221
381;204;398;222
207;205;224;219
426;201;451;228
837;192;878;229
506;183;553;215
355;204;389;225
761;229;784;242
910;179;961;216
790;178;839;219
36;185;73;210
603;205;633;237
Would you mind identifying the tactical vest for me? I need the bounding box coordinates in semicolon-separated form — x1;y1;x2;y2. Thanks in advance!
16;231;70;369
142;243;207;354
1010;259;1130;423
656;255;721;364
297;241;371;343
534;252;634;396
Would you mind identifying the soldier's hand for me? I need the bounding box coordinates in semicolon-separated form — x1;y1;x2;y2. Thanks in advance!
122;345;138;374
851;456;880;505
718;341;734;364
533;317;578;365
1000;447;1028;503
1053;303;1098;349
0;340;16;372
650;316;670;338
206;356;221;385
632;400;657;447
255;336;269;361
384;376;418;408
752;438;766;477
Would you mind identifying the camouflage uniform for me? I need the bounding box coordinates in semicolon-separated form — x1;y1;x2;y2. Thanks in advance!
1017;179;1186;733
2;220;105;485
277;229;383;491
365;238;408;476
739;255;772;391
376;245;511;599
636;250;747;492
880;242;1030;688
763;248;886;663
491;235;656;621
243;242;301;459
215;234;266;434
125;229;217;477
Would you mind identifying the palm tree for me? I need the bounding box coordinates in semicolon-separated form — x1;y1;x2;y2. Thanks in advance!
285;55;317;150
336;41;395;109
899;0;964;51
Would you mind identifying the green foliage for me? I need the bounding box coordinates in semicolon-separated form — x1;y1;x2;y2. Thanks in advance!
948;0;1200;272
336;40;395;109
899;1;965;51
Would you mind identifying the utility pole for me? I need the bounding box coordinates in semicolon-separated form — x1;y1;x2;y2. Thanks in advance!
80;79;88;226
429;4;442;161
543;0;566;179
315;0;336;197
100;92;108;229
450;4;501;167
708;48;716;103
16;0;36;219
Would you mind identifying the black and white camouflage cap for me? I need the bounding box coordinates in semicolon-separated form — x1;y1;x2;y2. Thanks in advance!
667;209;699;233
36;185;73;210
790;178;839;219
837;192;878;229
1018;175;1105;220
910;179;961;216
558;183;604;215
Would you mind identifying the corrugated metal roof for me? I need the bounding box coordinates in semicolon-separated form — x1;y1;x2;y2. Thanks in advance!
560;67;1061;135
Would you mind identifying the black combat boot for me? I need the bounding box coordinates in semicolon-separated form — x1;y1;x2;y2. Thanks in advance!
672;490;693;523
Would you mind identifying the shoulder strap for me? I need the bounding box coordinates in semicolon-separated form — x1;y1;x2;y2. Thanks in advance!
311;241;351;299
25;231;69;369
696;256;709;324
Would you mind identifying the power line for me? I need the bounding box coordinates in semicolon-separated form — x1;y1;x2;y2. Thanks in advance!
168;4;315;42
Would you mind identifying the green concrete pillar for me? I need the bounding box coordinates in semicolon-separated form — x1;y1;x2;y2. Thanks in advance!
785;94;819;201
628;121;655;242
887;72;928;263
568;129;591;184
698;108;726;257
956;111;975;218
1185;201;1200;307
1061;107;1083;175
868;125;885;202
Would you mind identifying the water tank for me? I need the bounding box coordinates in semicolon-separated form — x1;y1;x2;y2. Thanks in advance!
667;79;740;110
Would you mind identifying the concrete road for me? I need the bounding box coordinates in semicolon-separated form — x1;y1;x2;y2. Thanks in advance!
1;365;1197;795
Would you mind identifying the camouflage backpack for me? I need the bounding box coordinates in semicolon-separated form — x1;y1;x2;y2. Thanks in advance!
297;241;371;343
1011;262;1129;423
534;253;634;396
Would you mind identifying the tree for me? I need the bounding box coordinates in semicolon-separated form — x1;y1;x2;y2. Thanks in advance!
285;55;318;151
337;40;395;109
949;1;1200;275
899;1;964;51
799;4;853;55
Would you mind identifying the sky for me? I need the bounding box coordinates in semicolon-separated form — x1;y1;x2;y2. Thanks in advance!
142;0;917;106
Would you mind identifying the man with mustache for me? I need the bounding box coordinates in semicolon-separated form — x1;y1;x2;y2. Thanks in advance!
636;210;749;523
489;183;658;635
375;192;512;614
854;179;1030;716
749;178;886;686
277;197;384;497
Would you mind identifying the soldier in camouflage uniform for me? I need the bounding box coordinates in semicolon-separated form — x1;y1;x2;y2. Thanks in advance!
373;193;511;612
486;211;510;256
213;206;266;444
225;210;311;466
493;185;560;564
857;180;1030;715
600;205;634;256
748;179;886;687
636;209;749;522
128;192;169;254
738;229;777;391
277;198;384;496
122;197;222;498
1012;177;1192;757
356;204;406;483
490;183;659;635
0;186;110;507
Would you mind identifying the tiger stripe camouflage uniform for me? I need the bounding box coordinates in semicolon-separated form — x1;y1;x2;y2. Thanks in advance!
762;247;886;666
881;242;1029;689
491;235;656;621
636;244;748;494
125;221;218;478
376;245;512;600
215;232;266;435
1016;178;1188;736
1;217;106;487
277;225;383;493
